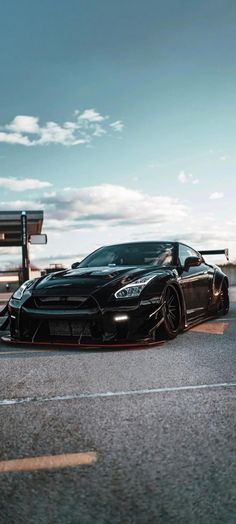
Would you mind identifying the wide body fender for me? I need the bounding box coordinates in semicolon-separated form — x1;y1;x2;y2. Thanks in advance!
209;266;229;310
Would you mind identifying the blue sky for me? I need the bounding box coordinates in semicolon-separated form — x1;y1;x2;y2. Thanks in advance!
0;0;236;266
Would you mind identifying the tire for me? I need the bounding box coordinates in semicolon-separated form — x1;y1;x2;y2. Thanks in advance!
218;280;229;315
159;285;182;339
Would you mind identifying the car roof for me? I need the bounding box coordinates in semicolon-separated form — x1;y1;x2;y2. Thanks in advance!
102;241;178;248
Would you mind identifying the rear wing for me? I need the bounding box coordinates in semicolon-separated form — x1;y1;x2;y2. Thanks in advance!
199;249;229;261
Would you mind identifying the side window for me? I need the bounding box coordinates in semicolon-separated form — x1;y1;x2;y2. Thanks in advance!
178;244;200;267
152;247;174;266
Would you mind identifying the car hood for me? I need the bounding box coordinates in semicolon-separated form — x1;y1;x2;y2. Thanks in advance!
32;266;168;298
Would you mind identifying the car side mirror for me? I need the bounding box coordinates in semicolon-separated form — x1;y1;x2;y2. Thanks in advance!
71;262;80;269
184;256;201;271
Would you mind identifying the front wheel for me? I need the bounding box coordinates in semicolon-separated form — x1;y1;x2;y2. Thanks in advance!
158;285;182;340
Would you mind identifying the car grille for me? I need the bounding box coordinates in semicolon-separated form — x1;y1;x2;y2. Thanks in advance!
21;296;103;342
33;296;90;309
48;319;92;337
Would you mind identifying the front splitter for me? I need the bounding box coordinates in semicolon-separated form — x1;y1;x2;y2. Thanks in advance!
1;335;165;350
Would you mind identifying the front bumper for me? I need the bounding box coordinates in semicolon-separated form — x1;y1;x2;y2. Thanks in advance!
7;295;162;345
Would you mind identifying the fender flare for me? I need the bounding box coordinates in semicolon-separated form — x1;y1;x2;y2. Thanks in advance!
213;270;229;296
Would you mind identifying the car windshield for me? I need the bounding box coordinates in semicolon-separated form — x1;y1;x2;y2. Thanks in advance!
79;242;175;268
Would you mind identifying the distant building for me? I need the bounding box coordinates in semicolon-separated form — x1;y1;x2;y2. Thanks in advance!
0;264;41;293
41;263;66;275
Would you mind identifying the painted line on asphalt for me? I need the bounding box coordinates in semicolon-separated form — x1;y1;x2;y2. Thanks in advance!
191;322;229;335
0;382;236;406
0;452;97;474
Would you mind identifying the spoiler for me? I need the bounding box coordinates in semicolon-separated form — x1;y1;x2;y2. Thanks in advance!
199;249;229;261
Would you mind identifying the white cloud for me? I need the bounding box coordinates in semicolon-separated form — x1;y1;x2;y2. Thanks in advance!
209;192;224;200
110;120;124;132
0;132;32;146
92;124;106;137
6;115;39;134
0;110;123;147
64;121;78;130
178;171;199;184
0;199;42;210
0;183;188;233
78;109;106;122
40;184;188;228
0;177;52;192
36;121;88;146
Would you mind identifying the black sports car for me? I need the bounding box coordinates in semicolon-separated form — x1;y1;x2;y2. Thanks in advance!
5;241;229;346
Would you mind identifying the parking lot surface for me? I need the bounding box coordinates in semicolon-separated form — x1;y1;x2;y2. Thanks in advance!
0;289;235;523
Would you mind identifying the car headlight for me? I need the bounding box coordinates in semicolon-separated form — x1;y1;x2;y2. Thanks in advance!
13;280;35;300
114;275;156;299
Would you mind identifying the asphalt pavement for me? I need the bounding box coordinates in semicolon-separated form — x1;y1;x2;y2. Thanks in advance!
0;290;235;524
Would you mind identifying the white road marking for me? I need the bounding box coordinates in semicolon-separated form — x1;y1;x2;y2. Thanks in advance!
0;382;236;406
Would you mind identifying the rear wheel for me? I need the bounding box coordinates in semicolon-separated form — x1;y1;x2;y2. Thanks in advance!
218;280;229;315
157;285;181;340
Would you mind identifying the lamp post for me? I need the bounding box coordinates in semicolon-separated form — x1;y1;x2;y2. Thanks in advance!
21;211;30;282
